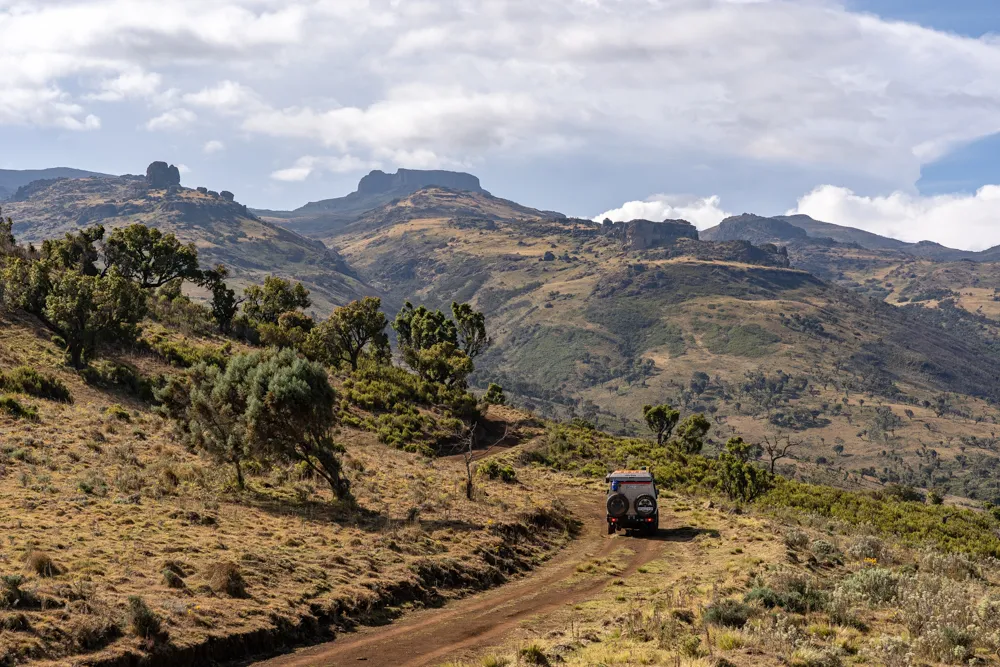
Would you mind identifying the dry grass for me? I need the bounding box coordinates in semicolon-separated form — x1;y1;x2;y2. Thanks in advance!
0;313;572;665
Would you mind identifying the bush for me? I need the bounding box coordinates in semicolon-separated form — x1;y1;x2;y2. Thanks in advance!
0;395;38;420
847;535;890;563
0;366;72;402
81;360;158;402
744;586;783;609
126;596;161;639
478;458;517;482
517;643;549;666
784;527;809;549
703;598;752;628
836;567;900;606
0;575;32;609
104;404;131;422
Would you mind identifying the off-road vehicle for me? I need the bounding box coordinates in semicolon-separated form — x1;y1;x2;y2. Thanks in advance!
605;468;658;536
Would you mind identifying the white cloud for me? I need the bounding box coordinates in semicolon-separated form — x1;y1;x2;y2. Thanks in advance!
595;195;732;229
203;139;225;154
10;0;1000;209
184;81;260;114
270;155;376;182
789;184;1000;251
145;108;196;131
176;163;191;174
87;70;162;102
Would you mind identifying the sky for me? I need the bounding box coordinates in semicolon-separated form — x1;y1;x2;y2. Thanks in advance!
5;0;1000;249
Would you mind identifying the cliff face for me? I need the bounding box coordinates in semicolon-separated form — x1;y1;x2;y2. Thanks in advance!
601;218;699;250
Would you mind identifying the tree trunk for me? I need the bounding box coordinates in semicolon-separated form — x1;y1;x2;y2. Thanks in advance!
234;461;245;490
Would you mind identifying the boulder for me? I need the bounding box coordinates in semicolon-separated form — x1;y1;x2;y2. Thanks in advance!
220;190;235;202
146;161;181;189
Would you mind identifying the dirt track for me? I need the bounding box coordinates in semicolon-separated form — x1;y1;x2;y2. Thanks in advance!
253;500;671;667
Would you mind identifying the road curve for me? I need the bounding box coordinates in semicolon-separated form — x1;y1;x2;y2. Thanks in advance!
253;501;666;667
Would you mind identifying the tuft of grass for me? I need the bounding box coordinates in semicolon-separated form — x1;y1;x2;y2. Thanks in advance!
206;562;248;598
0;395;38;421
25;551;59;577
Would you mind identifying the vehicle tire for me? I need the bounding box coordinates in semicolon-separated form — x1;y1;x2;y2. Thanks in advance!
607;523;615;535
634;494;657;517
606;493;629;518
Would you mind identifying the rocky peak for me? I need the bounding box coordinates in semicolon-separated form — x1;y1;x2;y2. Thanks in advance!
356;169;483;196
145;161;181;189
601;218;699;250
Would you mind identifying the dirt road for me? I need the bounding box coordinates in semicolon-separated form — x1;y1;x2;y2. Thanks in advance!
253;502;670;667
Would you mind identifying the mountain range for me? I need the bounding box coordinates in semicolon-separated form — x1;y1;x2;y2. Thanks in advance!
8;162;1000;500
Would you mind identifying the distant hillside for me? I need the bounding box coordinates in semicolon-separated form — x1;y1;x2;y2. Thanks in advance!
703;212;1000;262
258;168;496;238
5;163;371;314
0;166;110;201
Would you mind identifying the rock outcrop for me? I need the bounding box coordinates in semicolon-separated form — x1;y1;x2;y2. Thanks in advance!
145;162;181;189
601;218;699;250
356;169;484;196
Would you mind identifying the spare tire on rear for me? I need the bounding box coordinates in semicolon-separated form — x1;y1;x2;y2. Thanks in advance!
634;494;657;516
607;493;629;518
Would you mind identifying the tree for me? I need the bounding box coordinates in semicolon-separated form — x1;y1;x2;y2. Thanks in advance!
258;310;314;349
483;383;506;406
717;437;774;503
392;301;476;387
451;421;510;500
451;302;492;359
304;297;389;370
240;348;351;500
157;361;251;488
102;224;201;289
393;301;458;350
672;413;711;454
202;265;239;333
161;348;351;499
40;226;104;276
242;276;311;324
643;403;680;445
43;268;147;368
762;433;799;473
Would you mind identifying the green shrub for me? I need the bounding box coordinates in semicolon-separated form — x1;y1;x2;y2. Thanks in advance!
762;479;1000;558
81;360;158;402
0;366;72;402
744;586;783;609
517;643;549;666
0;395;38;421
478;458;517;482
104;404;131;422
703;599;752;628
126;596;161;639
0;575;36;609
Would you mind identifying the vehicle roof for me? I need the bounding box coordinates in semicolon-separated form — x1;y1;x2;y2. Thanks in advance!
607;470;654;480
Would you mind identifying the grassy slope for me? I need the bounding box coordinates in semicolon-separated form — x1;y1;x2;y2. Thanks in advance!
0;311;571;666
5;177;371;316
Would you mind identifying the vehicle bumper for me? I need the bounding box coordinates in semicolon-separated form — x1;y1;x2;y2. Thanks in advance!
607;514;657;529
